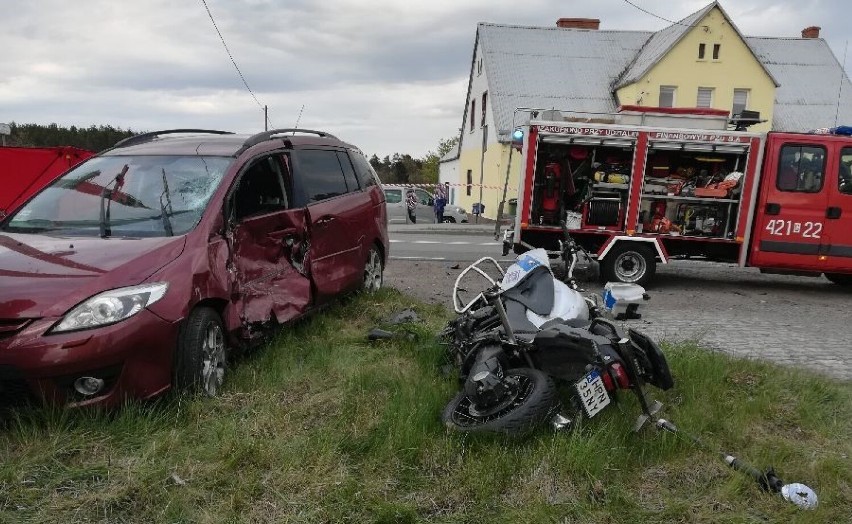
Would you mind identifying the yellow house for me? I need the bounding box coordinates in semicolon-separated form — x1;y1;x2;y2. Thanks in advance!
613;3;777;133
446;1;852;220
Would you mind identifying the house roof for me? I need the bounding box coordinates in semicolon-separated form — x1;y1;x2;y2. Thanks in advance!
476;3;852;140
746;36;852;132
439;143;459;163
477;23;650;139
615;2;778;89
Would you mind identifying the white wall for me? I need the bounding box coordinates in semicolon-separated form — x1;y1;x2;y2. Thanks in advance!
438;158;459;204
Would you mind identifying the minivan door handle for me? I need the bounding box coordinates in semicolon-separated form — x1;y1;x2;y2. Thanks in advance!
826;206;842;219
765;203;781;215
314;217;334;226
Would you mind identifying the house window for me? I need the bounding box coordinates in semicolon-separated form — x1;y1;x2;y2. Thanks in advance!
470;99;476;132
466;169;473;196
659;86;676;108
713;44;721;60
697;87;714;108
477;57;483;76
732;89;749;115
698;43;706;59
481;92;487;127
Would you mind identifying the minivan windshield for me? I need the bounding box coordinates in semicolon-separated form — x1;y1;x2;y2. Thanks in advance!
2;155;232;237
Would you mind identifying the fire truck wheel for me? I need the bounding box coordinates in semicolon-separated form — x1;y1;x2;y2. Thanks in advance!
825;273;852;286
601;243;656;286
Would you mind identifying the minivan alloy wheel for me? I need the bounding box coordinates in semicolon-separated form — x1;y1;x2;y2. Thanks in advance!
175;307;228;396
363;246;383;292
201;322;225;396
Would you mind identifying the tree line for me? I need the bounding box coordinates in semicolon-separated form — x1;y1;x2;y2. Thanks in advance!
4;123;460;184
3;123;136;152
369;136;458;185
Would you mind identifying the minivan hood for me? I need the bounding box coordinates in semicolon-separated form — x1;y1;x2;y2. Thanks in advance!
0;233;186;319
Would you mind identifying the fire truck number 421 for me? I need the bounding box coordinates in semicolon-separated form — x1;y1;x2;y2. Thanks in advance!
765;219;823;239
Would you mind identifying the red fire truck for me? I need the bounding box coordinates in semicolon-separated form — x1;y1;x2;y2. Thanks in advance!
507;108;852;286
0;146;95;217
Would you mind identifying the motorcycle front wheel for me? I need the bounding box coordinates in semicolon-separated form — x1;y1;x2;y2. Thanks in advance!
441;368;558;436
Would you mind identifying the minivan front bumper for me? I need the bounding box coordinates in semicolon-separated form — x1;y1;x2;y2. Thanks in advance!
0;309;179;407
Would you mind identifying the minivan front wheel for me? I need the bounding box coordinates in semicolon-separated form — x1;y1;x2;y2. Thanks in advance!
175;307;227;397
363;246;384;292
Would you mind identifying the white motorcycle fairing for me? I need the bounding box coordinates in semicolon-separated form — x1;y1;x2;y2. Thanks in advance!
499;248;589;328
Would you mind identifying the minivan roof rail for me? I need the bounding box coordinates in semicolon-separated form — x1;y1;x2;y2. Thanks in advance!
113;129;234;149
241;128;338;151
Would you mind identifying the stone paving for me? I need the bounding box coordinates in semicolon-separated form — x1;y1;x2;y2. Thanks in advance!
386;252;852;381
611;260;852;381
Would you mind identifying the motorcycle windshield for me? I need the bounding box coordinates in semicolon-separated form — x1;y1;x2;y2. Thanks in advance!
500;248;553;291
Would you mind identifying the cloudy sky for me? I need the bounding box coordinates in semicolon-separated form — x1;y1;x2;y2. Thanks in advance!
1;0;850;157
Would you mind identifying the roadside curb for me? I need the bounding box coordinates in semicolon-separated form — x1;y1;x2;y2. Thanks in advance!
389;224;503;236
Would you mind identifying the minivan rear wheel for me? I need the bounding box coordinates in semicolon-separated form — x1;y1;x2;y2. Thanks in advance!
175;307;227;397
363;246;383;292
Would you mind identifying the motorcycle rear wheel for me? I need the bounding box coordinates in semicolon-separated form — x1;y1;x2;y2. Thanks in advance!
441;368;558;436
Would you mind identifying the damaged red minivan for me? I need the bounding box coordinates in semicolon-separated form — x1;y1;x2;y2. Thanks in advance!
0;129;387;407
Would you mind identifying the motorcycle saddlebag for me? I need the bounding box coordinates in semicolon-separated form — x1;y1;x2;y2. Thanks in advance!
531;325;620;381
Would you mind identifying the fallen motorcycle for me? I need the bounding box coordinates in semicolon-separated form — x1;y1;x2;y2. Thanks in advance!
444;229;819;509
440;246;674;436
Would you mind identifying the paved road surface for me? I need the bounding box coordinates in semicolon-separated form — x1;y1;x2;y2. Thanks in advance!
385;223;852;381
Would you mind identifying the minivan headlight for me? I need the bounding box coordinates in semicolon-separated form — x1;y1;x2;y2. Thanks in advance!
52;283;169;333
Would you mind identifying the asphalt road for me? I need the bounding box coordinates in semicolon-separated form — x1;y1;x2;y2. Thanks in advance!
385;223;852;381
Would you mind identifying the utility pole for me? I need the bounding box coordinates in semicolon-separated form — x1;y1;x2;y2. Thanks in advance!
493;108;543;240
264;105;268;131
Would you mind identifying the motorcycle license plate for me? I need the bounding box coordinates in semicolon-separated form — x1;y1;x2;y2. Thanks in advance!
575;370;610;418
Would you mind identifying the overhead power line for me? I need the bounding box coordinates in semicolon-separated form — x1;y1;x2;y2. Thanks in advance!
621;0;707;28
200;0;273;129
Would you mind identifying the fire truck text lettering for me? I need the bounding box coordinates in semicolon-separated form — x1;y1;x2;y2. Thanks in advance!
765;219;822;239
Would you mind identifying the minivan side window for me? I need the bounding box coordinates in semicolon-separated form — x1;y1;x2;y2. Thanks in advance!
415;189;432;206
384;189;402;203
350;152;380;188
294;149;349;203
336;151;361;192
233;155;289;220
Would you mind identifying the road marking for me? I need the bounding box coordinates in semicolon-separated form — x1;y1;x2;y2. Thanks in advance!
390;256;516;262
390;239;500;246
390;256;447;261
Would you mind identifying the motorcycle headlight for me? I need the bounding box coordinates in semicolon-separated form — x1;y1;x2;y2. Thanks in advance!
52;283;169;333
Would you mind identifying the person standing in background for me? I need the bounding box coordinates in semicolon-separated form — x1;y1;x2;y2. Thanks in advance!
433;183;446;223
405;189;418;223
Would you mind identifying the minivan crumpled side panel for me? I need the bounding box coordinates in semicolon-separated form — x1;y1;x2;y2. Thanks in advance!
227;208;313;330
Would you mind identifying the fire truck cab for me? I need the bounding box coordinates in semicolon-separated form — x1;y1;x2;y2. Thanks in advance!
510;108;852;286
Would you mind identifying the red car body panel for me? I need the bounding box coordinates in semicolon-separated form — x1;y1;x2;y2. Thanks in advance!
0;146;95;214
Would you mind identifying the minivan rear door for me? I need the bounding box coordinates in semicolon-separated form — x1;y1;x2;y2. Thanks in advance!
414;188;436;223
291;148;364;300
383;187;407;223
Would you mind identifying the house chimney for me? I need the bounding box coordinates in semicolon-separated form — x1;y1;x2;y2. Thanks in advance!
556;18;600;30
801;26;821;38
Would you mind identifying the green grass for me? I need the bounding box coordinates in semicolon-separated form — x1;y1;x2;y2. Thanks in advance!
1;289;850;523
